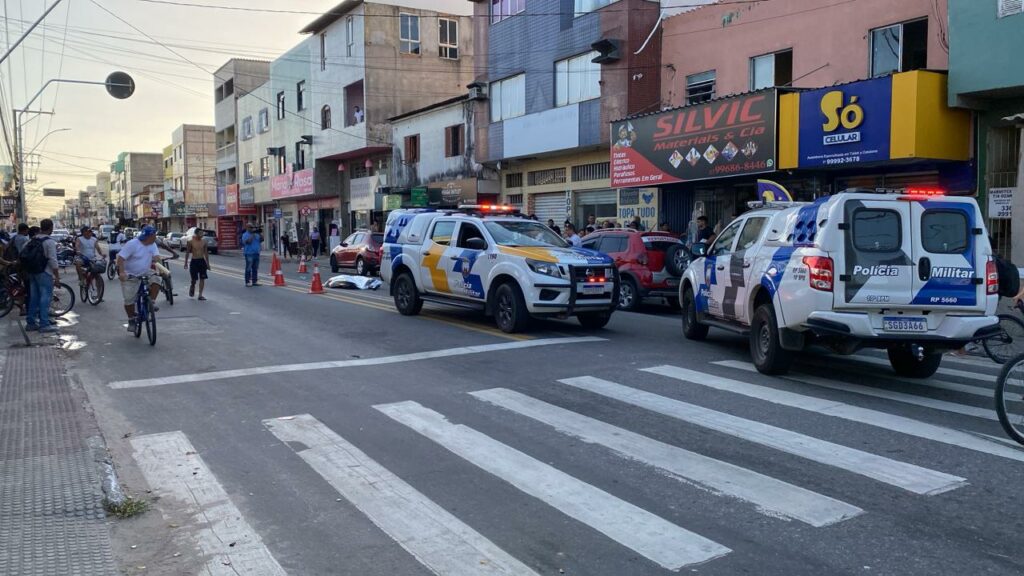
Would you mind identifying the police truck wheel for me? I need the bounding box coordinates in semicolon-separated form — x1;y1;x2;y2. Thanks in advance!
393;272;423;316
617;277;640;311
887;345;941;378
330;254;339;273
494;283;530;333
577;312;611;329
681;287;709;341
751;303;793;375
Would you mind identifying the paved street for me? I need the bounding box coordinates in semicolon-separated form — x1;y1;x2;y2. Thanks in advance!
37;253;1023;575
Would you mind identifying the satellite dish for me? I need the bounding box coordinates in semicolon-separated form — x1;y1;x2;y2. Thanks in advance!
105;72;135;100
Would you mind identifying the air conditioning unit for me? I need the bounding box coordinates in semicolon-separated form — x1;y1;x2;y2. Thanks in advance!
467;82;488;101
591;38;622;64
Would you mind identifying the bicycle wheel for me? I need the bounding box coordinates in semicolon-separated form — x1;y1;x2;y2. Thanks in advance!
145;306;156;346
0;284;14;319
995;353;1024;445
79;282;87;303
164;276;174;306
88;276;104;305
106;260;116;280
49;283;75;317
982;314;1024;364
134;297;144;338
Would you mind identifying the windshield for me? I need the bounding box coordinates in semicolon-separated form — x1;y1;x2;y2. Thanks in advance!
484;221;569;248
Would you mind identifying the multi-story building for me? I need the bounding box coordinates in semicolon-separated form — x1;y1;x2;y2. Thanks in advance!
612;0;970;235
95;171;112;223
171;124;217;231
474;0;663;227
236;80;277;244
390;92;499;208
948;0;1024;261
110;152;163;225
299;1;475;235
213;59;271;248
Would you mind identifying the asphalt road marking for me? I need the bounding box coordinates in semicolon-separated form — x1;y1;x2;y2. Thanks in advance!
264;414;539;576
471;388;863;526
108;337;604;389
851;355;996;383
130;431;287;575
643;365;1024;463
560;376;965;495
714;360;998;421
375;400;730;570
800;357;995;398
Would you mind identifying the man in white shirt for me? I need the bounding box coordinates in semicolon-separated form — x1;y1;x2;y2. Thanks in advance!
353;105;364;124
116;225;162;330
565;223;582;247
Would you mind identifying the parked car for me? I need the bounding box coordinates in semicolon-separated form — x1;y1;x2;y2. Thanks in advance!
330;231;383;275
123;227;138;240
180;227;218;254
98;224;115;241
679;190;1000;377
581;229;688;311
51;229;71;242
165;232;184;247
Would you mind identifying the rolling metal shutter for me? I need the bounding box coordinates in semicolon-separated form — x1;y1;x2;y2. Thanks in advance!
532;192;567;224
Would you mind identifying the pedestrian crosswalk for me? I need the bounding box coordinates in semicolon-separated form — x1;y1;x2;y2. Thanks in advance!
130;353;1024;574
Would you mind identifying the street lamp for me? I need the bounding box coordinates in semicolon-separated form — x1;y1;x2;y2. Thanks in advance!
24;127;71;159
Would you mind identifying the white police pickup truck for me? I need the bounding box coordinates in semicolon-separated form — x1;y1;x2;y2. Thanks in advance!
381;206;619;333
679;191;1000;377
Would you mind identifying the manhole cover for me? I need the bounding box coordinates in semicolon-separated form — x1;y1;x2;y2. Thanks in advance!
153;316;223;335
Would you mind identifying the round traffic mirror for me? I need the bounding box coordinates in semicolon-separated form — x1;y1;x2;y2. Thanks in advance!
105;72;135;99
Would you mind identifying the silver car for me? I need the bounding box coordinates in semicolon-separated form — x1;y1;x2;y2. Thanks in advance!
181;227;219;254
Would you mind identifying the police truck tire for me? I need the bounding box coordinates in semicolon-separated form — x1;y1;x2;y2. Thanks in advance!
393;272;423;316
682;287;709;341
577;312;611;329
494;282;530;333
887;345;942;378
618;277;640;311
751;303;794;375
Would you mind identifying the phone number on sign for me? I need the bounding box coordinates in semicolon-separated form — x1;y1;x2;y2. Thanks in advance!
823;155;861;166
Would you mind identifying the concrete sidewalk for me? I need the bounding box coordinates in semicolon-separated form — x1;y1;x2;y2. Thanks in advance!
0;320;117;575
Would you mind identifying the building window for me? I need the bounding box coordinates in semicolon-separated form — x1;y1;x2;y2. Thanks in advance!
869;19;928;78
259;157;270;180
404;134;420;164
276;91;286;120
527;168;566;186
491;0;525;24
277;153;287;175
224;78;234;97
241;116;253;140
998;0;1023;18
750;50;793;90
400;13;420;55
445;124;465;157
243;161;254;184
295;143;306;171
439;18;459;60
319;32;327;70
321;105;332;130
685;70;716;105
556;51;601;107
571;162;610;182
346;16;355;57
296;81;307;111
258;108;270;132
574;0;617;16
505;173;523;188
489;74;526;122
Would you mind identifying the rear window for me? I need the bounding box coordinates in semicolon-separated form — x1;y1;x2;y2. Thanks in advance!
598;236;628;253
642;236;682;253
921;210;968;254
371;233;384;245
201;230;217;238
852;209;901;252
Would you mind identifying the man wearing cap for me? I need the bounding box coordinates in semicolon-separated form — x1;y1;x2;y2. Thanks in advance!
74;226;104;288
116;225;162;331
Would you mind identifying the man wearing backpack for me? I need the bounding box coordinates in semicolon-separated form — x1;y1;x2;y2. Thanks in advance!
21;219;60;333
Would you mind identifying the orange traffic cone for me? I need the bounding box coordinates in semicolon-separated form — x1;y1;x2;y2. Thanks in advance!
271;252;281;275
308;263;325;294
297;256;308;274
273;268;286;287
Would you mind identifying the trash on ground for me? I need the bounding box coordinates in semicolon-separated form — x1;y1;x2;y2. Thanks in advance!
325;275;382;290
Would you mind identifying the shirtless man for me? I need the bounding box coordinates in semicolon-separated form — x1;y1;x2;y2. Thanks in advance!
183;229;210;300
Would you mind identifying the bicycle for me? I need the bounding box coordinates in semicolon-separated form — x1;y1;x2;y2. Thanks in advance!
107;248;119;280
0;269;75;319
157;256;177;306
128;273;157;346
79;258;106;306
995;352;1024;445
981;301;1024;364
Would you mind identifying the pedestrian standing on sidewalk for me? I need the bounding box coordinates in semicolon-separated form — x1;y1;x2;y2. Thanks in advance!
310;226;321;259
241;223;262;287
22;219;60;333
183;228;210;300
279;229;290;262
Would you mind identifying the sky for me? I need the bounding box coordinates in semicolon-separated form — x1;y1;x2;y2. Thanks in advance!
0;0;470;218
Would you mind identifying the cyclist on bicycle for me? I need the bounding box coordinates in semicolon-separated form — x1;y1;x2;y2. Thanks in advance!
116;225;162;331
74;226;105;287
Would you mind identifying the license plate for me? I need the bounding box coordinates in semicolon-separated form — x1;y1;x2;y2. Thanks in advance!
883;317;927;333
579;283;605;294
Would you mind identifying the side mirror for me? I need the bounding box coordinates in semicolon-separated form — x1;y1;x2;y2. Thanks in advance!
465;237;487;251
690;242;708;258
341;242;349;247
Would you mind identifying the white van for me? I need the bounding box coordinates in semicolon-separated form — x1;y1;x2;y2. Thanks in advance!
679;190;1000;377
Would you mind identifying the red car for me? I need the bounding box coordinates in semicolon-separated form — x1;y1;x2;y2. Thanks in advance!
330;231;383;276
581;229;688;311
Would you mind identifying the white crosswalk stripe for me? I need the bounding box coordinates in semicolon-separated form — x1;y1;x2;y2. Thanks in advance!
558;376;965;494
852;355;996;383
374;400;731;570
263;414;538;576
470;387;863;526
642;365;1024;462
713;360;998;421
130;431;287;576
